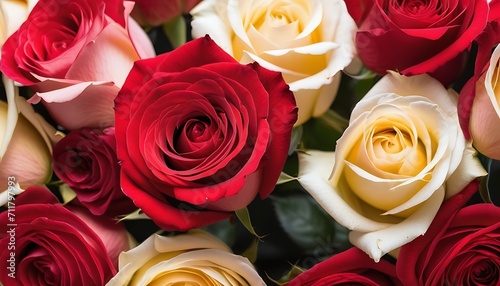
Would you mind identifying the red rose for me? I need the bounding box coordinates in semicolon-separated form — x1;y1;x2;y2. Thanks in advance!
131;0;201;26
52;127;135;217
349;0;488;85
285;247;403;286
397;180;500;285
0;186;116;285
0;0;155;130
115;36;297;231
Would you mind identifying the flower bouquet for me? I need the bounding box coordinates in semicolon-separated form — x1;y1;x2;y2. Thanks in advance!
0;0;499;285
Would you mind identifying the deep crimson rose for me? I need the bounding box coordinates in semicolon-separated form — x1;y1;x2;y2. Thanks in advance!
115;36;298;231
52;127;135;217
348;0;488;85
285;247;403;286
397;180;500;285
131;0;201;26
0;186;116;285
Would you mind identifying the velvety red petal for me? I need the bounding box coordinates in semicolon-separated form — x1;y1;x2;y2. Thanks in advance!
402;0;489;76
251;63;298;198
286;247;402;286
397;180;480;285
157;35;238;72
119;171;231;231
15;186;59;205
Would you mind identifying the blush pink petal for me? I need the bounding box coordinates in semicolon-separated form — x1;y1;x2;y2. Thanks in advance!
65;23;141;87
470;73;500;159
32;81;118;130
68;206;132;269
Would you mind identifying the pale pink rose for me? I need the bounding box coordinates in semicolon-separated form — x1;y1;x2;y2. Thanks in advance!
0;0;155;130
470;44;500;159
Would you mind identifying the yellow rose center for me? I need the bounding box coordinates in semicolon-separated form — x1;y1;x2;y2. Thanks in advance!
343;112;434;217
369;126;427;176
492;60;500;105
0;101;8;146
231;0;326;79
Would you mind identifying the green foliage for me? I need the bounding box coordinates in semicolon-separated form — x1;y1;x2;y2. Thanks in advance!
163;16;187;49
235;207;264;239
271;194;350;257
202;218;236;247
481;157;500;206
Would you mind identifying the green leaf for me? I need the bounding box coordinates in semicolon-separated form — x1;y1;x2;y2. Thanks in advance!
300;111;347;151
344;65;378;80
272;194;350;256
235;207;264;239
202;218;236;247
162;15;186;49
277;172;297;185
117;208;150;222
59;184;76;205
288;125;303;155
240;238;259;264
483;158;500;206
317;109;348;134
268;263;306;285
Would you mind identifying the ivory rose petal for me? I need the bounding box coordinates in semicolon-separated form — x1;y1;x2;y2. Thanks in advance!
0;77;61;205
298;73;486;260
191;0;357;125
106;231;265;285
0;0;37;49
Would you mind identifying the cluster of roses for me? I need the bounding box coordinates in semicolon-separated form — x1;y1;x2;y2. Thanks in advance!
0;0;499;285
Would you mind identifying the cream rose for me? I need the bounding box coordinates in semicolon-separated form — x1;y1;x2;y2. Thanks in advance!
0;0;37;49
106;230;265;285
298;72;486;262
190;0;357;125
0;76;61;205
470;44;500;159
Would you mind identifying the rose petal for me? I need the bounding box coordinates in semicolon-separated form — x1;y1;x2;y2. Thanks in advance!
298;150;393;232
349;186;445;262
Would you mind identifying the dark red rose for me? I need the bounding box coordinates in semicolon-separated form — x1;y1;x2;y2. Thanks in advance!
0;186;116;286
285;247;403;286
397;180;500;285
52;127;135;217
131;0;201;26
349;0;488;85
115;35;297;231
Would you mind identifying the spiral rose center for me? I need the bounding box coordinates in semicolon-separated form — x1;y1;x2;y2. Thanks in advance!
470;260;497;284
407;0;426;13
368;126;427;177
374;130;406;154
185;119;208;142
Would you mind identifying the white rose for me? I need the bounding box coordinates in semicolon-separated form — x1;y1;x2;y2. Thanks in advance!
470;44;500;159
190;0;357;125
0;0;37;46
298;72;486;261
0;76;61;205
106;230;265;286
